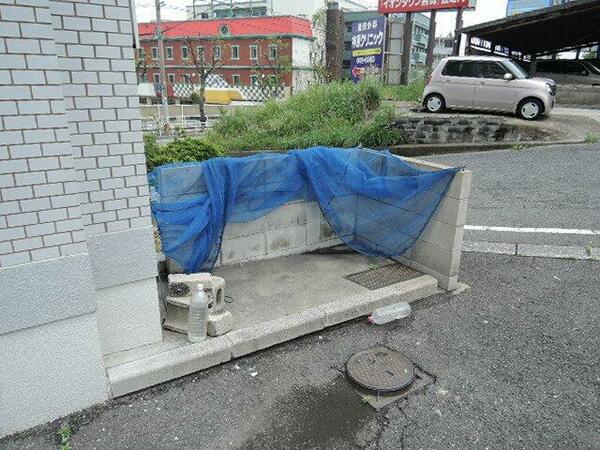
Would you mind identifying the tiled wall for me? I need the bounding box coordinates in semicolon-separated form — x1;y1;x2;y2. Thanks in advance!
1;0;88;267
49;0;150;235
0;0;161;436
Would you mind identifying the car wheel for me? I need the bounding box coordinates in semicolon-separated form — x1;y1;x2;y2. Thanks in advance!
425;94;445;113
518;98;544;120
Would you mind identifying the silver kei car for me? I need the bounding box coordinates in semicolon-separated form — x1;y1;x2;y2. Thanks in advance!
423;56;557;120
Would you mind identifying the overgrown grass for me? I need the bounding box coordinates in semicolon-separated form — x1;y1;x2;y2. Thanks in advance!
203;81;405;152
380;79;426;103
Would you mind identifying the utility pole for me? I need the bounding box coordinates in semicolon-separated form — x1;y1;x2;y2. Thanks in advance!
400;12;413;85
452;7;463;56
425;10;437;70
155;0;170;130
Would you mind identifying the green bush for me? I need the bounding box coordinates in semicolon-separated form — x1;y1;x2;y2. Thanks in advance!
203;81;404;152
144;134;223;172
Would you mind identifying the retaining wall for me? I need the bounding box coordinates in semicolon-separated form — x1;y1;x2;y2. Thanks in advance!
394;115;552;144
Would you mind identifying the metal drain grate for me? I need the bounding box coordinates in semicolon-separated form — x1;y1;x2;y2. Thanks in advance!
344;263;421;290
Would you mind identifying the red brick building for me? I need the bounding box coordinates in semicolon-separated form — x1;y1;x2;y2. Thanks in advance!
137;16;315;98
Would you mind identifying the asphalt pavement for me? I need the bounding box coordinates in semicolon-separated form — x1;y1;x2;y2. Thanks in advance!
422;143;600;250
3;252;599;449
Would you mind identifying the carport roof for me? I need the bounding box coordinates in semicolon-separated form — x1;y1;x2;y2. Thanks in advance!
461;0;600;56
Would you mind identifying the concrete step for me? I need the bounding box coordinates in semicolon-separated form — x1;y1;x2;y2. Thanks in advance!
106;274;438;397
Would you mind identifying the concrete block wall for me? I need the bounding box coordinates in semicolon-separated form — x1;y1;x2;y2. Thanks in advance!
393;157;471;290
219;200;343;266
1;0;161;436
157;155;469;280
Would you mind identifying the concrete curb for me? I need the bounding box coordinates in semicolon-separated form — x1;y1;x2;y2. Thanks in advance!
389;140;587;157
106;275;438;397
463;241;600;261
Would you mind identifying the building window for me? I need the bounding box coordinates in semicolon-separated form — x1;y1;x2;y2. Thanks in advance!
250;74;259;85
182;74;192;83
151;47;158;59
268;44;278;60
181;46;189;60
219;24;230;36
139;73;147;82
231;45;240;60
153;73;160;83
250;45;259;61
137;48;146;59
167;73;175;84
196;46;205;62
166;47;174;59
232;74;241;85
214;45;222;60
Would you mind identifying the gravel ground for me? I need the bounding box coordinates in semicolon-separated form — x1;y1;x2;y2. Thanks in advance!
3;252;599;449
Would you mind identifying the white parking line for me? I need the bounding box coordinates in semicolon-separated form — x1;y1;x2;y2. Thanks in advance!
465;225;600;236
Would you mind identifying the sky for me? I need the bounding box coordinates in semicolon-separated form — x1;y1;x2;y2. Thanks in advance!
134;0;510;37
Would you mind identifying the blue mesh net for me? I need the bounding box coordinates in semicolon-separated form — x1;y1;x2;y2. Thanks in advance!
149;147;459;273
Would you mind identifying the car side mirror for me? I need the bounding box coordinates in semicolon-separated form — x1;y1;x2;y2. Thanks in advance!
504;73;514;81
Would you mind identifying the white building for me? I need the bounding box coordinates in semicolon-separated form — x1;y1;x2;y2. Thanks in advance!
186;0;366;20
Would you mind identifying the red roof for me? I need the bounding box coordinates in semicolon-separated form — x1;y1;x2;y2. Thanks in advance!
139;16;313;39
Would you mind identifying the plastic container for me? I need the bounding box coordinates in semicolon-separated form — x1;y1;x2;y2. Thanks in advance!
187;283;208;343
367;302;411;325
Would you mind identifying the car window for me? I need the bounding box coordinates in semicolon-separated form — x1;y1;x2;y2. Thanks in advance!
442;60;476;77
475;62;508;79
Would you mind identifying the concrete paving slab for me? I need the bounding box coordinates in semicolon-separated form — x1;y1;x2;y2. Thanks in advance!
213;253;387;331
105;253;439;397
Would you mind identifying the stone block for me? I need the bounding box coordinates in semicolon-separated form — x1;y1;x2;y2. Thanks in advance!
228;307;326;358
266;224;306;253
419;219;464;252
265;201;308;230
410;239;462;277
220;232;267;265
208;311;233;337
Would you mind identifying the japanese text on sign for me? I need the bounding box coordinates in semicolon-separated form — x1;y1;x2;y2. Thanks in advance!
378;0;469;14
351;17;386;83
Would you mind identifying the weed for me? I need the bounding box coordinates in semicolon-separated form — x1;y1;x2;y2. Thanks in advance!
57;423;73;450
144;134;223;172
380;79;427;103
203;81;405;152
511;143;529;151
584;132;599;144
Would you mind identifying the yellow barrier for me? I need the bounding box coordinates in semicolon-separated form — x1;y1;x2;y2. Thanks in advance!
203;88;244;105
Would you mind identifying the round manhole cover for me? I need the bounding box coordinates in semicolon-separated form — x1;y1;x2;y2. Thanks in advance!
346;348;414;393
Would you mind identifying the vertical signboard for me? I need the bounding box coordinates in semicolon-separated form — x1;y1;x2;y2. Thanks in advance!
351;17;386;83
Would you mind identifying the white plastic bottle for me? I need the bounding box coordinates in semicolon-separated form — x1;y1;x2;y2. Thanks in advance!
188;283;208;343
367;302;411;325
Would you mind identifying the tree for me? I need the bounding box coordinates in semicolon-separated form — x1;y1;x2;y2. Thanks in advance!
184;36;224;123
135;47;153;83
250;37;293;98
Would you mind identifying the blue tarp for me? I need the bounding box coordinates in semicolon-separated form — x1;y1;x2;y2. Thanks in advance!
149;147;459;273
